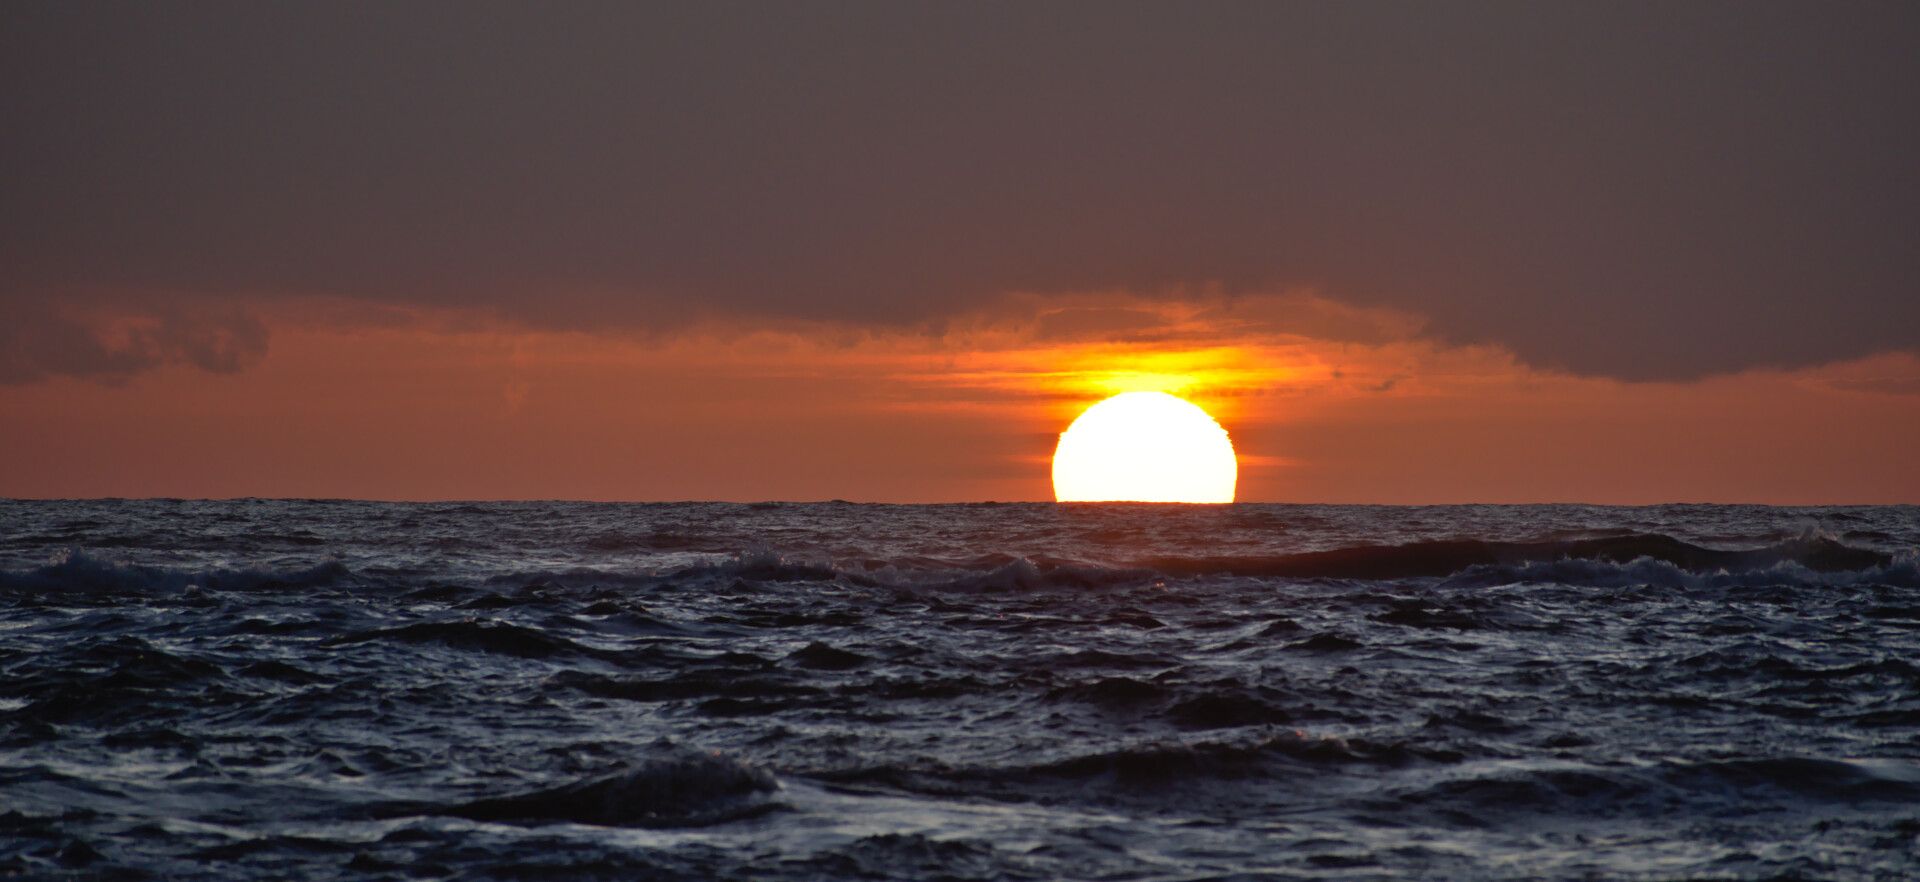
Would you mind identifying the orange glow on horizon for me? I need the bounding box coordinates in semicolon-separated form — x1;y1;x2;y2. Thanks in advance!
1;294;1917;503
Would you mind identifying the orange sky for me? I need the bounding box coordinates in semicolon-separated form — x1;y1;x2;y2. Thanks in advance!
4;293;1916;503
7;7;1919;503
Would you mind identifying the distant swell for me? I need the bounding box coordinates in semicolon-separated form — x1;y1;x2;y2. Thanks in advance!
1141;533;1896;581
4;534;1907;601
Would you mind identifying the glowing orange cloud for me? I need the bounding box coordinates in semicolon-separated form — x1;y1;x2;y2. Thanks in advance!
1;292;1916;503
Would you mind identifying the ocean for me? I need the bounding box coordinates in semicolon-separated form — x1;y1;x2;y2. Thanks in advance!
2;500;1917;880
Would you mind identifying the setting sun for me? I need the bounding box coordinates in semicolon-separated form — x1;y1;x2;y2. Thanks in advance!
1052;391;1238;502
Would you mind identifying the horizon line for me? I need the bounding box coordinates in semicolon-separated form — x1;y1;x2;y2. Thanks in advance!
3;496;1914;508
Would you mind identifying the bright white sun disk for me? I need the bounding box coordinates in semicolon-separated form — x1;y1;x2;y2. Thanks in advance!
1052;391;1237;503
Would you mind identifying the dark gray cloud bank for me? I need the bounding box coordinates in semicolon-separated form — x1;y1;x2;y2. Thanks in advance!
4;1;1916;382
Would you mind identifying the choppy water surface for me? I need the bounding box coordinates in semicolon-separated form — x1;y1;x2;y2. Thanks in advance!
3;500;1918;880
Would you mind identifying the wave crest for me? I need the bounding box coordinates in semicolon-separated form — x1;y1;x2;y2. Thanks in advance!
421;754;781;828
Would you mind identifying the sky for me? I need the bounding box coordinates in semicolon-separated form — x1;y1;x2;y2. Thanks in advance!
3;2;1918;503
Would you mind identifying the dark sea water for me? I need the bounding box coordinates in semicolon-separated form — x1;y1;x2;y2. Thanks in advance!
3;500;1919;881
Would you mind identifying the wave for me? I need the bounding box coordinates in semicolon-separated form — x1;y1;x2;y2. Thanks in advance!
810;730;1451;799
1045;677;1300;729
919;557;1156;593
5;534;1908;602
381;754;781;828
781;833;1008;881
687;533;1911;592
1443;553;1920;591
1141;533;1894;581
492;550;1155;595
548;669;830;709
2;636;232;727
0;550;357;596
1389;756;1920;822
321;620;622;661
579;530;715;553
